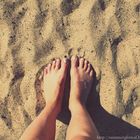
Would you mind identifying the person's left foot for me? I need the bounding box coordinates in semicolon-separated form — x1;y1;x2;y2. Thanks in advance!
43;58;68;114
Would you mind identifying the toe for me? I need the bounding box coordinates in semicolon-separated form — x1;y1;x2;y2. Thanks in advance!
61;58;68;73
39;71;44;81
79;57;85;68
55;58;61;70
52;60;56;70
83;60;88;70
43;67;48;75
86;63;91;73
71;55;78;67
90;70;94;77
47;63;52;72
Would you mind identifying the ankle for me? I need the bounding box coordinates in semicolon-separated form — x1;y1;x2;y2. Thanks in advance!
69;100;86;114
45;101;61;116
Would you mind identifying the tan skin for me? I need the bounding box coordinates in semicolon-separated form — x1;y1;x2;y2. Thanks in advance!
20;56;99;140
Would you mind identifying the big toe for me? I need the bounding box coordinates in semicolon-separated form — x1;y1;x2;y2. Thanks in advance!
71;55;78;68
79;57;85;68
61;58;68;73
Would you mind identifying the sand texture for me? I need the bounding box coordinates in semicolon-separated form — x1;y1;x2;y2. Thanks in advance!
0;0;140;139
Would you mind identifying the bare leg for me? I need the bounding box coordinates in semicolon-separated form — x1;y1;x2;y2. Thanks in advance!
20;58;68;140
66;56;99;140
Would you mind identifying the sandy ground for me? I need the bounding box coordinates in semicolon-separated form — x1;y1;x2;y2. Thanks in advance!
0;0;140;139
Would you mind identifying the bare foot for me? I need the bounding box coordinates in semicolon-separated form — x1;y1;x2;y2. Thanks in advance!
69;56;94;111
43;58;68;114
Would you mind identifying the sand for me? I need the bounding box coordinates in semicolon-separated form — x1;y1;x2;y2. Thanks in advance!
0;0;140;139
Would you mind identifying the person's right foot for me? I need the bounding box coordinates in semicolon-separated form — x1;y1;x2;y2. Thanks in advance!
69;56;94;111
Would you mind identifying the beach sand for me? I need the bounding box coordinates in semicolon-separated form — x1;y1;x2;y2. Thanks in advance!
0;0;140;139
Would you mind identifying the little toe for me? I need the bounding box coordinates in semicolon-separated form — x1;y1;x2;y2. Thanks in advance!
52;60;56;70
71;55;78;67
79;57;85;68
55;58;61;70
86;63;91;73
39;71;44;81
83;60;88;70
90;70;94;77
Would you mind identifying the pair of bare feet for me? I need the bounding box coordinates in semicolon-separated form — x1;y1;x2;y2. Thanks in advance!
20;56;96;140
43;56;94;116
